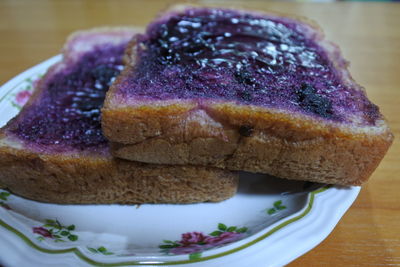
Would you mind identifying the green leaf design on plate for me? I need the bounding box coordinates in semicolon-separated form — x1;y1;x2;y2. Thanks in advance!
98;246;107;253
209;230;223;236
60;231;69;236
236;227;248;233
87;246;114;255
10;101;22;110
0;191;10;201
273;200;282;208
218;223;227;231
267;200;287;215
227;226;237;232
0;191;11;208
68;235;78;241
267;208;276;215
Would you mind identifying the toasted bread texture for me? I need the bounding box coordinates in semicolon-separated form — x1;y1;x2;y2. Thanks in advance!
0;27;238;204
102;6;393;185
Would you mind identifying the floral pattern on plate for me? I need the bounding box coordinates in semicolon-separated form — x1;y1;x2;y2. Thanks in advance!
160;223;248;259
33;219;78;242
0;191;11;210
9;76;39;109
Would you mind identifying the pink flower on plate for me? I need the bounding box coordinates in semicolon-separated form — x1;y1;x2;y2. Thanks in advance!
204;231;244;247
160;224;248;257
179;232;207;246
15;90;32;106
32;227;52;238
170;244;204;255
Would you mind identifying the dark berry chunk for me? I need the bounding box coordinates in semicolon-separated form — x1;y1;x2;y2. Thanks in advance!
235;70;256;87
91;65;119;87
239;125;254;137
295;84;333;118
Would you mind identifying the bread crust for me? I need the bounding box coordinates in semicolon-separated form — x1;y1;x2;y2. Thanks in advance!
0;143;238;204
107;107;392;186
102;6;394;185
0;27;238;204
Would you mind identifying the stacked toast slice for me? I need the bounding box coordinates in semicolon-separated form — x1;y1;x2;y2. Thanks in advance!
102;6;393;185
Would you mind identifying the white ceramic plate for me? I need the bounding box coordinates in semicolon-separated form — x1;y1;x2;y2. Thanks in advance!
0;56;360;267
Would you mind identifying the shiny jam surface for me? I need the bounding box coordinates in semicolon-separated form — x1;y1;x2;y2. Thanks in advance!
11;44;125;149
118;8;379;123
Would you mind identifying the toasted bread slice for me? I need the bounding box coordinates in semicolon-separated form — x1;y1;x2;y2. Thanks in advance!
0;27;238;204
102;6;393;185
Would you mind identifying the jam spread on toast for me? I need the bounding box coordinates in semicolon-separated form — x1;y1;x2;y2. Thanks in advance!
11;44;125;149
118;8;379;123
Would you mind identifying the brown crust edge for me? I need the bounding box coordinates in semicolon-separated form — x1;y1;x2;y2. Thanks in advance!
0;144;238;204
110;126;392;185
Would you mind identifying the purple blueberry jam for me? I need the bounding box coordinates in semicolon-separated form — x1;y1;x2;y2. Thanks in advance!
10;44;126;150
117;8;379;123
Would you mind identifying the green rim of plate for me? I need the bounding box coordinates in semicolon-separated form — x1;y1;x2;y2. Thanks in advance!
0;60;330;266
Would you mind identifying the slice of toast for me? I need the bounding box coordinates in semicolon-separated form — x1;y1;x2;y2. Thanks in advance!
102;6;393;186
0;27;238;204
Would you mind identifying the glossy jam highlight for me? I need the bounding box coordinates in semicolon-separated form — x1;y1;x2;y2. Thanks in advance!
118;8;379;123
11;44;125;149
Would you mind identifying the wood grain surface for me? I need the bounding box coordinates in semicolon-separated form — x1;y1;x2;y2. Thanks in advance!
0;1;399;266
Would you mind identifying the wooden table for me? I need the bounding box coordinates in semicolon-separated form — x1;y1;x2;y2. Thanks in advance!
0;1;398;265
